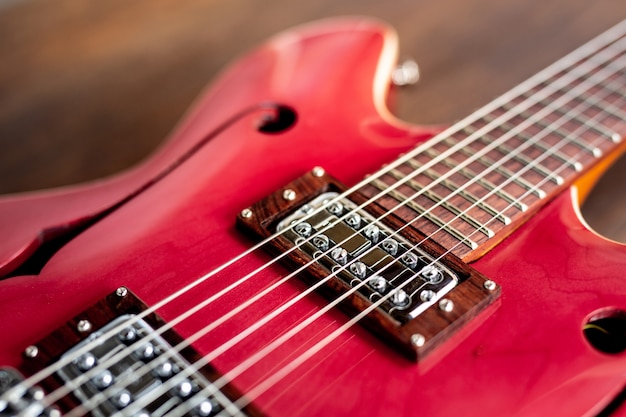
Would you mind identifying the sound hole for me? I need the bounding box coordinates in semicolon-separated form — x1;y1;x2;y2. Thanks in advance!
584;310;626;354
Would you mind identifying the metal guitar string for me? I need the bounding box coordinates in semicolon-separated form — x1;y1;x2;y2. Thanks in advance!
7;18;626;417
150;53;626;417
67;58;625;417
13;17;620;416
67;28;624;411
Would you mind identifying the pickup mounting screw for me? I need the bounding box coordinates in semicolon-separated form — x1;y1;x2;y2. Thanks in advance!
483;280;497;291
439;299;454;312
282;189;296;201
24;345;39;358
241;208;253;218
116;287;128;297
312;166;325;177
410;333;426;348
77;320;92;333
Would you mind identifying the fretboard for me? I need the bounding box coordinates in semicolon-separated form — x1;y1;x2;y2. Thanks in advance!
359;19;626;261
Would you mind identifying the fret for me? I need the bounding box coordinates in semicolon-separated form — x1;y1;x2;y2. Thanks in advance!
421;147;530;212
508;104;603;158
387;168;495;238
369;178;478;250
353;24;626;263
477;116;580;176
436;138;547;199
403;159;511;225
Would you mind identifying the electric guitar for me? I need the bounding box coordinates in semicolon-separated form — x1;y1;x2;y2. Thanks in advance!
1;16;626;417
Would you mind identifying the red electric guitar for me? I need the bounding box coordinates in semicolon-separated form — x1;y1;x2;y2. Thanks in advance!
1;16;626;417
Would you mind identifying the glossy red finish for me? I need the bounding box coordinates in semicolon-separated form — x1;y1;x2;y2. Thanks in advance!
1;17;626;417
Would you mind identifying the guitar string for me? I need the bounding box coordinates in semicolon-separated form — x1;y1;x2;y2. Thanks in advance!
148;56;626;417
68;33;624;417
15;17;624;414
230;72;626;415
7;17;620;414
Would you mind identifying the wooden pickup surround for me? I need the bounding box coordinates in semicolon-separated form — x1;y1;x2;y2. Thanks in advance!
237;168;501;361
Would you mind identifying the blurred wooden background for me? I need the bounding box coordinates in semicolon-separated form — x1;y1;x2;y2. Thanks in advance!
1;0;626;240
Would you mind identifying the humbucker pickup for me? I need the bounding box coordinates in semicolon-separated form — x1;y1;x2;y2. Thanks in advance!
16;289;258;417
237;168;501;361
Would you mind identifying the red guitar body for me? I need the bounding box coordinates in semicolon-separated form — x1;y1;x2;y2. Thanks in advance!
1;17;626;416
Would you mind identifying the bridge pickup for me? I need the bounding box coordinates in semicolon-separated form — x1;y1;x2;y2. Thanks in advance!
18;289;258;417
238;168;501;361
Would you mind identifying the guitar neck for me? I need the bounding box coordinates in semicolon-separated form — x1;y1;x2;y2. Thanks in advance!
359;20;626;262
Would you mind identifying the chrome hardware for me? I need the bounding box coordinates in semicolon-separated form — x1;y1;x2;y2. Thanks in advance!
277;192;459;323
282;189;297;201
391;289;410;308
75;352;97;371
420;265;443;284
311;166;325;177
92;370;114;389
369;275;388;293
420;290;436;302
327;201;343;215
135;343;155;360
116;286;129;297
410;333;426;348
0;368;58;417
439;299;454;312
349;261;367;278
118;327;137;343
381;238;399;256
77;319;92;333
23;345;39;358
484;280;497;291
331;247;348;264
401;252;419;268
240;208;253;218
391;59;420;86
312;235;330;251
293;222;313;237
57;314;231;417
363;224;381;243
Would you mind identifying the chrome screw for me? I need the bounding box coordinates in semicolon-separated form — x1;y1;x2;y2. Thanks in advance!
439;299;454;312
282;189;296;201
410;333;426;348
77;320;92;333
24;345;39;358
240;208;253;218
484;280;497;291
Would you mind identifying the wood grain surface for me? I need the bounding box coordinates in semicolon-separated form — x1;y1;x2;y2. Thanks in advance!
1;0;625;241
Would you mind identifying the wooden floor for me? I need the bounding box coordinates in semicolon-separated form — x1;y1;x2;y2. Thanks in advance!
1;0;626;241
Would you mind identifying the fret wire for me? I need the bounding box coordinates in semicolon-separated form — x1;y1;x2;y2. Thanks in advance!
476;116;579;176
532;94;626;148
455;45;626;190
232;32;626;409
15;22;626;416
403;158;511;225
441;134;552;194
421;147;530;211
358;37;624;256
357;29;626;229
231;30;626;411
509;103;603;157
369;178;479;249
387;168;495;237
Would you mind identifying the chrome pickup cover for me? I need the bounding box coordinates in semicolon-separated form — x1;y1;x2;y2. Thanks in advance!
277;192;459;323
19;289;256;417
57;315;230;417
